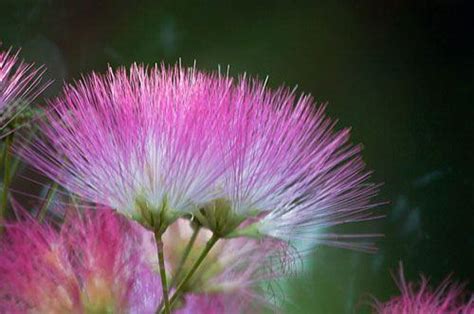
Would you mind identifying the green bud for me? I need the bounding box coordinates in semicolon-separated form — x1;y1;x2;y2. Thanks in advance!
134;195;178;234
194;198;245;237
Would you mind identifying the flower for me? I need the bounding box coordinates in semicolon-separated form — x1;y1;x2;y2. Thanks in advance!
0;46;49;133
0;208;160;313
0;215;78;313
19;65;228;231
372;264;474;314
199;79;380;247
163;219;289;313
20;63;379;247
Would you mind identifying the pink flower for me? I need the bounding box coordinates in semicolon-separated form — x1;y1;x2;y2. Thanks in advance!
0;46;49;132
20;63;379;248
0;216;78;313
0;208;160;313
372;265;474;314
200;78;380;249
19;65;228;230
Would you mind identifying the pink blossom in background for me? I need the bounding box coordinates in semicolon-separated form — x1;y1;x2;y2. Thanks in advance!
372;265;474;314
0;208;160;313
0;46;49;131
0;215;78;313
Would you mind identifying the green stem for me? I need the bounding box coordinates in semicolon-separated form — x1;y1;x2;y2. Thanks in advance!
170;225;201;288
167;233;219;310
155;231;171;314
37;182;59;222
0;135;12;231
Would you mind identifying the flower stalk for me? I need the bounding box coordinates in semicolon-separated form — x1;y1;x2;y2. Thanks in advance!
37;182;59;222
0;134;12;229
167;233;220;311
170;224;201;288
155;230;171;314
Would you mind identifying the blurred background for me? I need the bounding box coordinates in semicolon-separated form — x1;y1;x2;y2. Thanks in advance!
1;1;473;313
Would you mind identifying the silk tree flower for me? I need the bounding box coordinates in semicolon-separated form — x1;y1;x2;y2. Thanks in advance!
20;63;379;246
372;265;474;314
0;46;49;133
18;65;229;232
0;208;161;313
163;219;289;313
197;79;380;247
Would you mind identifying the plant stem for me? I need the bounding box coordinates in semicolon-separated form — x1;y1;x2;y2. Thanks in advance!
37;182;59;222
170;225;201;288
167;233;219;310
155;230;171;314
0;135;12;231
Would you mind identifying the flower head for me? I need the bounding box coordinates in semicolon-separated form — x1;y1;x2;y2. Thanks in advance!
198;78;380;246
372;265;474;314
19;65;228;231
0;208;160;313
0;46;49;133
20;63;379;248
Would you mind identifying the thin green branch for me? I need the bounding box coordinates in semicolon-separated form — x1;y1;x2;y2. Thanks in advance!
170;224;201;288
37;182;59;222
155;231;171;314
0;135;13;231
166;233;219;311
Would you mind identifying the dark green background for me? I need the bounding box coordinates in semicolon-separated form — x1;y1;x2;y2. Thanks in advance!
1;1;473;313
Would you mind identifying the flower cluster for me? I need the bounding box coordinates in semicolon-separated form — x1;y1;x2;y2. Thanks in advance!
0;42;472;314
9;63;383;312
2;43;384;313
20;64;379;247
